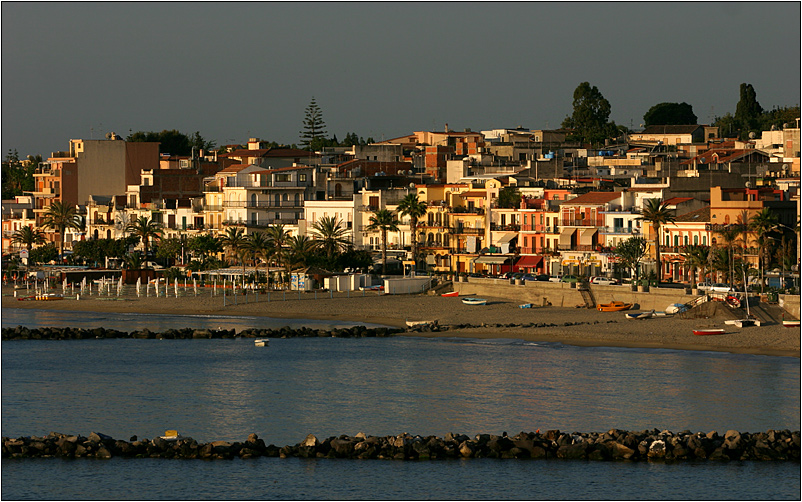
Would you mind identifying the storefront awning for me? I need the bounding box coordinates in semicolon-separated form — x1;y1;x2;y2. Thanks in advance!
515;256;543;269
496;233;516;244
474;255;510;265
426;255;437;265
579;228;597;246
558;228;574;246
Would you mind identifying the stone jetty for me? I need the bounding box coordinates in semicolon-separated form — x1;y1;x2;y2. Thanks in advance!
3;429;799;462
1;325;403;341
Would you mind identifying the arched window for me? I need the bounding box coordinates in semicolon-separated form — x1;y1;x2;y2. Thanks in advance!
724;215;730;224
428;213;434;225
702;236;707;245
282;193;289;202
694;235;698;245
674;235;679;247
435;233;441;246
274;194;280;206
294;193;300;206
251;193;257;207
106;230;111;239
443;234;450;247
683;235;688;246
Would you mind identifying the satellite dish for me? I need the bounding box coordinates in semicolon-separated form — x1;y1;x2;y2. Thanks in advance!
745;181;752;188
748;132;756;139
409;183;415;188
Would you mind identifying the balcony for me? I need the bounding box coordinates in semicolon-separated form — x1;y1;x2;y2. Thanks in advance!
561;218;604;227
520;225;559;233
489;223;520;232
558;244;597;251
600;226;640;235
450;226;485;235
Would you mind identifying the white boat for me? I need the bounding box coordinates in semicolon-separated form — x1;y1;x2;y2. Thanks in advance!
625;310;654;319
783;319;801;328
254;339;269;347
665;303;687;314
159;430;182;441
405;320;438;328
462;298;487;306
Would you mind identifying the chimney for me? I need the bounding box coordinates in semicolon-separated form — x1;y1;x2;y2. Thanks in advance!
445;123;449;133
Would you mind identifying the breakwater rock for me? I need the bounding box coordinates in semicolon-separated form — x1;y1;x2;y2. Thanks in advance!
4;429;799;462
1;325;403;341
407;319;619;333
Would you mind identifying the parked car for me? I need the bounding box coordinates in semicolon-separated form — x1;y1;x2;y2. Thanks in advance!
548;276;562;282
590;276;620;286
533;274;550;282
560;275;579;283
697;282;733;293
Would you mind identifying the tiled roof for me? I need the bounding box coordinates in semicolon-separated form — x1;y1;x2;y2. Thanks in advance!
675;206;710;223
663;197;694;206
460;190;488;198
561;191;621;205
218;164;251;173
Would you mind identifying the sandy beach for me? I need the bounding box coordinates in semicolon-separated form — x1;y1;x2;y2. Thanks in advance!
3;286;799;357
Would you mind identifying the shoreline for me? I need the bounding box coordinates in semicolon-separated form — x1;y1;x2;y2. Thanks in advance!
3;286;800;358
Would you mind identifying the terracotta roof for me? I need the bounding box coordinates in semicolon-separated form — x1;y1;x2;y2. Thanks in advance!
561;191;621;205
663;197;694;206
460;190;488;198
218;164;251;174
263;165;313;173
675;206;710;223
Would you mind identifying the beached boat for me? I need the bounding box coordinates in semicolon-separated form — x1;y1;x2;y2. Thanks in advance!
665;303;688;315
17;293;64;302
441;291;459;297
405;320;438;328
782;319;801;328
462;298;487;306
519;303;533;309
254;339;269;347
625;310;654;319
597;301;632;312
693;328;725;336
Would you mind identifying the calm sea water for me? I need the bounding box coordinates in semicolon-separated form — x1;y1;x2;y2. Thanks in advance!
2;309;800;500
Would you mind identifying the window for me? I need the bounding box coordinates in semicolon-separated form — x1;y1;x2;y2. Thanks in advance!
276;174;291;182
298;174;307;182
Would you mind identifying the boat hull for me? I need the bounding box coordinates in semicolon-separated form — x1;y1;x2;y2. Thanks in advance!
693;329;725;336
462;298;487;306
441;292;459;297
597;301;632;312
783;320;800;328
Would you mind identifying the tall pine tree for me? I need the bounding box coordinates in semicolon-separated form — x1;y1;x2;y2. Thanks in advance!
300;97;328;150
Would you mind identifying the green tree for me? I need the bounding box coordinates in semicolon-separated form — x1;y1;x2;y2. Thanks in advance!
734;83;763;137
41;201;79;259
155;236;185;267
221;227;248;278
561;81;617;146
299;97;328;150
285;234;316;273
28;243;58;265
396;194;428;265
188;233;222;268
496;186;521;209
311;215;351;260
127;129;214;156
246;231;272;284
2;150;39;200
638;198;675;282
643;102;697;126
124;216;163;264
749;207;779;292
614;236;648;281
367;209;399;275
11;225;45;253
265;224;291;287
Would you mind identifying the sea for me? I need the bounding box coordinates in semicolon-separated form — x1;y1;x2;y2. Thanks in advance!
1;308;800;500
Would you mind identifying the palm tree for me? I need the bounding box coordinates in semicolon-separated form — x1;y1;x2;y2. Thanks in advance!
246;231;271;285
311;215;350;260
188;233;222;268
367;209;399;275
638;198;675;283
11;225;46;252
285;234;316;274
124;216;163;266
396;194;428;268
41;201;79;259
265;224;291;287
716;225;741;286
221;227;248;278
679;244;709;286
749;208;779;292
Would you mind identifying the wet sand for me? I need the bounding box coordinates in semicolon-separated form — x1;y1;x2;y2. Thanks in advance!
3;286;799;357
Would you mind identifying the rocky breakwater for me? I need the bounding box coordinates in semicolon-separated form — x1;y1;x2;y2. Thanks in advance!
1;325;403;341
4;429;799;462
405;319;619;333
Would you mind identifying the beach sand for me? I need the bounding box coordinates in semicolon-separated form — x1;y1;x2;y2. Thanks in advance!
3;286;799;357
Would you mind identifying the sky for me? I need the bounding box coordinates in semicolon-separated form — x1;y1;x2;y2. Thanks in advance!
2;1;800;158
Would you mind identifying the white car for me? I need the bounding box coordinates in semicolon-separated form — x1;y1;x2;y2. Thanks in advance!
590;276;620;286
697;282;732;293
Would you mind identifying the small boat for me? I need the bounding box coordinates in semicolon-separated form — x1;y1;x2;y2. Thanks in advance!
665;303;687;314
441;291;459;297
519;303;533;309
653;311;669;317
406;320;438;328
625;310;654;320
783;319;801;328
462;298;487;306
254;339;269;347
597;301;632;312
159;430;182;441
18;293;64;301
693;328;725;336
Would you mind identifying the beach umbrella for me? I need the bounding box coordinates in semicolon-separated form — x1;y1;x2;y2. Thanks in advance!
193;278;197;296
146;281;151;297
174;278;178;297
136;277;141;297
155;279;160;297
63;279;67;292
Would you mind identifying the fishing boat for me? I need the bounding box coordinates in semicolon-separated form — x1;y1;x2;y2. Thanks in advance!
596;301;632;312
441;291;459;297
254;339;269;347
693;328;725;336
405;320;438;328
462;298;487;306
625;310;654;320
17;293;64;302
782;319;800;328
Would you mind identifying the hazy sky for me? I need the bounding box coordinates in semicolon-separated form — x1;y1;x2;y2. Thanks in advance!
2;2;800;157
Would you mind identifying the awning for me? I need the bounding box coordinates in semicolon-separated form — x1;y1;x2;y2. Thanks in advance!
559;228;574;246
474;255;510;265
426;255;437;265
562;259;580;266
515;256;543;268
580;228;597;246
496;233;516;244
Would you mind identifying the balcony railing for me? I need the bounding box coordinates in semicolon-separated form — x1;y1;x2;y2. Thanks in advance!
450;226;485;235
489;223;520;232
600;226;640;235
561;218;604;227
520;225;559;233
557;244;597;251
223;201;304;209
222;219;299;228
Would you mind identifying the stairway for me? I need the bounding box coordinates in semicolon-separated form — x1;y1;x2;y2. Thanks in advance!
577;282;596;309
